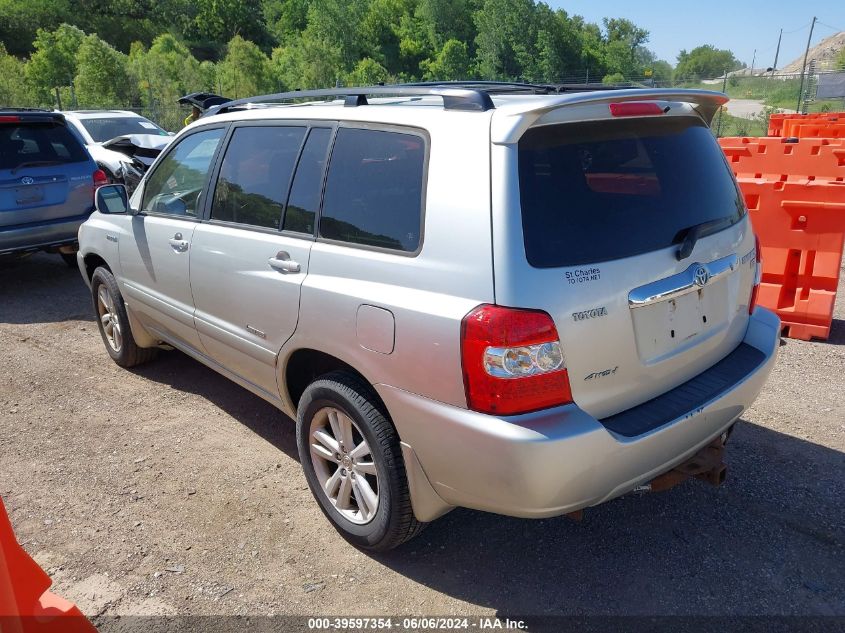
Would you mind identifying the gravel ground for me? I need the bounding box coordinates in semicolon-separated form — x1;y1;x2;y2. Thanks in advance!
1;253;843;627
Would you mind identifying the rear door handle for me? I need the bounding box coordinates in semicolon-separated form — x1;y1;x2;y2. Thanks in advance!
168;232;189;253
268;251;301;274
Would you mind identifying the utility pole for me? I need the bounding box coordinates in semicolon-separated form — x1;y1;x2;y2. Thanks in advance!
715;68;729;137
771;29;782;76
796;16;817;113
750;49;756;74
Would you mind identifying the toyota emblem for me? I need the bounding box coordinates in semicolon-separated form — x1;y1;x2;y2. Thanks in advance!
693;266;710;287
20;176;35;185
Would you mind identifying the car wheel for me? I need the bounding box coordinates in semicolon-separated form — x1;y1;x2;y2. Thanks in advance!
297;371;425;551
91;266;157;368
60;252;78;268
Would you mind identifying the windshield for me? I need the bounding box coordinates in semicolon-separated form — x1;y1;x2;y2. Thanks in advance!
518;116;745;268
0;122;89;170
79;116;168;142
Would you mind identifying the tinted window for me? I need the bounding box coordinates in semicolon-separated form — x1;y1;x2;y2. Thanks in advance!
79;116;168;142
211;126;306;229
518;117;745;268
0;122;88;170
320;128;425;252
282;127;331;234
142;128;224;216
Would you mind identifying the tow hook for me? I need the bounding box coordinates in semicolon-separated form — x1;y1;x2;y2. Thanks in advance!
635;433;729;494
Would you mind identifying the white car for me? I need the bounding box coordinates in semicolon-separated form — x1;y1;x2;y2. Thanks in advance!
63;110;172;187
77;83;779;551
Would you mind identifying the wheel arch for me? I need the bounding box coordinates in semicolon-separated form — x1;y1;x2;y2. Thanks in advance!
282;348;384;414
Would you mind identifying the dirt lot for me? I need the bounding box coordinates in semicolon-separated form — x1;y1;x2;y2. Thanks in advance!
1;254;844;627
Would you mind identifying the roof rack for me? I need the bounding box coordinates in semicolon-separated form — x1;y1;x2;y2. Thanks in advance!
404;80;647;94
207;84;496;116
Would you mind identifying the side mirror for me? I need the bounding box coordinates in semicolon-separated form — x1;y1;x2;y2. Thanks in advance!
95;184;129;214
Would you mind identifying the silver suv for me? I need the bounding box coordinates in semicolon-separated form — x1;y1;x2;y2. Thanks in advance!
76;84;780;551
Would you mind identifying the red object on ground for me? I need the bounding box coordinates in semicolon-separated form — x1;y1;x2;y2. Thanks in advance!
0;497;98;632
737;178;845;341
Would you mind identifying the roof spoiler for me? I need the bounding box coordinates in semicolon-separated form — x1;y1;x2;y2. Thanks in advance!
491;88;729;144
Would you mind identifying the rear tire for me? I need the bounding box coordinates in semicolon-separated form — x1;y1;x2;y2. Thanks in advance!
296;371;425;551
91;266;157;368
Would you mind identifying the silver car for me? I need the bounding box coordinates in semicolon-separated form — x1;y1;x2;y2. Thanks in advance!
76;84;780;551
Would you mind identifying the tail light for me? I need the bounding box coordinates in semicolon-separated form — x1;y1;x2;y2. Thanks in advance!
0;115;21;123
749;234;762;314
461;305;573;415
93;169;109;187
609;102;664;117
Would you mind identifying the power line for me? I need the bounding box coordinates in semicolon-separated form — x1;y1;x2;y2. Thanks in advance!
815;20;843;33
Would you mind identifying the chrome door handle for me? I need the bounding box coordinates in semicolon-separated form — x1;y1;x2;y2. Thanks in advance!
268;251;301;274
168;233;189;253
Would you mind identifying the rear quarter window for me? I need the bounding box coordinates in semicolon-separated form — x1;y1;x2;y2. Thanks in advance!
518;117;745;268
0;123;89;169
319;127;426;253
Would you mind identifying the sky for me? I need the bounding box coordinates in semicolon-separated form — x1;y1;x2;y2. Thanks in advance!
551;0;844;69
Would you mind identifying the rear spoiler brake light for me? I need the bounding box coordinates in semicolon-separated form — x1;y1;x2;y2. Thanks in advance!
609;102;665;117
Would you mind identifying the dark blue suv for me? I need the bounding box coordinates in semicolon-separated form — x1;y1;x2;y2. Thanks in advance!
1;109;107;265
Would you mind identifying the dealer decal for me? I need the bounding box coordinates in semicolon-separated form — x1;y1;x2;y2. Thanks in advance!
572;306;607;322
565;267;601;285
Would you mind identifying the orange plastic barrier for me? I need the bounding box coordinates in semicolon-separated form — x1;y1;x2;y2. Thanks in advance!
0;498;97;633
738;178;845;340
719;137;845;182
768;112;845;137
782;122;845;139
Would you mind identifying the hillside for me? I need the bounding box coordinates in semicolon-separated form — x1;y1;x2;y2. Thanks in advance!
781;30;845;72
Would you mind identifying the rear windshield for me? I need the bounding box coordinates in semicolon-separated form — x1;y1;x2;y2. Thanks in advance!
0;122;89;170
518;117;745;268
79;117;167;142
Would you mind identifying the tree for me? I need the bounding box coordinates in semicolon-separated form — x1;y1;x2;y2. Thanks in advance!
217;35;273;98
271;34;344;90
533;6;582;82
836;47;845;71
602;17;650;79
0;0;71;56
0;44;32;105
675;45;741;81
421;38;471;80
129;34;213;109
346;57;391;85
74;34;132;107
25;24;86;103
263;0;310;43
474;0;538;80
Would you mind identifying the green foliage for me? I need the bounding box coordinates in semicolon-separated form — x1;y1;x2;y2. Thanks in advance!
0;0;71;56
218;36;273;99
675;45;741;81
347;57;391;85
0;44;32;105
3;0;702;122
836;47;845;71
75;34;132;107
421;39;471;80
602;72;626;85
25;24;86;102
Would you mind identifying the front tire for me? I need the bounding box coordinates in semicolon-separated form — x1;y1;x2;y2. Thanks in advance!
296;371;425;551
91;266;157;368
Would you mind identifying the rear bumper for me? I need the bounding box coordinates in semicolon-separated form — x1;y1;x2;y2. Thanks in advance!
377;307;780;521
0;213;90;255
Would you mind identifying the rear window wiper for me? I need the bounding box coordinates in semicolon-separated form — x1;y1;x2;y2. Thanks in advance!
11;160;63;174
675;216;736;261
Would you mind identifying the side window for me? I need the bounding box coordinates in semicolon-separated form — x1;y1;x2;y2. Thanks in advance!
282;127;332;234
320;128;425;253
142;128;224;217
211;126;306;229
